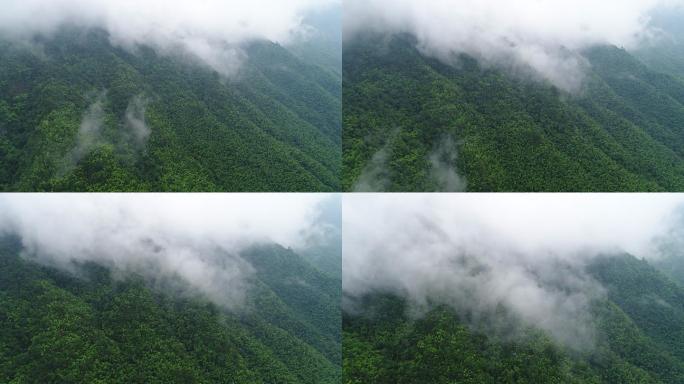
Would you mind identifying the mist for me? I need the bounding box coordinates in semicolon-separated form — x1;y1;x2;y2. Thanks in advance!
428;136;467;192
352;146;391;192
0;0;339;77
69;91;107;165
124;94;151;147
343;194;684;349
344;0;684;91
64;92;152;169
0;194;336;310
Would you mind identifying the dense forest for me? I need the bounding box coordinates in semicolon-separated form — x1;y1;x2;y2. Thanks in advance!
343;253;684;383
0;19;341;191
0;237;341;383
343;28;684;191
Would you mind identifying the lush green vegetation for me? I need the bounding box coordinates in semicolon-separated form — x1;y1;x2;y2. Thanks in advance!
0;26;341;191
343;33;684;191
343;254;684;383
0;238;341;383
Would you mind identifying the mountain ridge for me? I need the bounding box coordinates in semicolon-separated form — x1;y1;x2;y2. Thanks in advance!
0;26;341;191
343;33;684;191
0;237;342;383
343;253;684;383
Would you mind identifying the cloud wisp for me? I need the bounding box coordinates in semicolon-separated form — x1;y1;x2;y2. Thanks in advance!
124;94;151;148
69;90;108;165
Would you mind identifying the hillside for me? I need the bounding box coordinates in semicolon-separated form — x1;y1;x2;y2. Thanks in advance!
0;26;341;191
343;253;684;383
343;33;684;191
0;238;342;383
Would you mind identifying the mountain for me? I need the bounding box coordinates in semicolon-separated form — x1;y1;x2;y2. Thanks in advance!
298;196;343;280
342;33;684;191
293;6;343;78
634;8;684;81
343;253;684;383
0;25;341;191
0;238;341;383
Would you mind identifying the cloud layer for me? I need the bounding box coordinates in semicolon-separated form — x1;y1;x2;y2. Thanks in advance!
343;194;684;348
344;0;683;91
0;0;338;76
0;193;333;309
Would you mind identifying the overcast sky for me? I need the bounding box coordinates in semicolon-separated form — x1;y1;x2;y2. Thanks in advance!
343;193;684;349
0;0;339;76
344;0;684;91
0;193;336;309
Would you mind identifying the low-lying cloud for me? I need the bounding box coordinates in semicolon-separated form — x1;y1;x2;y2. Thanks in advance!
69;91;108;165
0;194;334;309
0;0;339;76
353;132;467;192
64;91;152;170
344;0;684;91
353;146;392;192
428;136;466;192
124;94;151;147
343;194;684;349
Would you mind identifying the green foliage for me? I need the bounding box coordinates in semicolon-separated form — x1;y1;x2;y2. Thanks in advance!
343;34;684;191
0;238;341;383
0;27;341;191
344;254;684;383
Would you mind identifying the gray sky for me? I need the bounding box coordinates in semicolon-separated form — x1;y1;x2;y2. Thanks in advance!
344;0;684;91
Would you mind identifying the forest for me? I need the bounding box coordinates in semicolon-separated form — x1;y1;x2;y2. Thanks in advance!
343;253;684;383
0;23;341;192
343;24;684;191
0;237;342;383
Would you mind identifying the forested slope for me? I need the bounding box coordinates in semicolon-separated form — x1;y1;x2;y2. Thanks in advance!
343;253;684;383
0;238;342;383
0;27;341;191
343;33;684;191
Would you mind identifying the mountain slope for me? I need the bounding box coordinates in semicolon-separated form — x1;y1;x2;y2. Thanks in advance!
343;34;684;191
343;253;684;383
0;238;342;383
0;27;341;191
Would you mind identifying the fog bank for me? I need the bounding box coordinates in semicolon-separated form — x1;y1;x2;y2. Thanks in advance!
0;193;334;309
344;0;683;91
343;194;684;348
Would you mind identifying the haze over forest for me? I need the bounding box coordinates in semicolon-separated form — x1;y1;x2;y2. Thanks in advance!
0;0;342;192
343;0;684;192
345;0;681;91
343;194;684;383
344;194;684;346
0;194;342;383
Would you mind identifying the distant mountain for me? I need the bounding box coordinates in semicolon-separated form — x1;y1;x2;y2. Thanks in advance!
634;8;684;81
343;253;684;383
298;196;342;280
293;5;342;77
0;26;341;191
0;238;341;383
343;33;684;191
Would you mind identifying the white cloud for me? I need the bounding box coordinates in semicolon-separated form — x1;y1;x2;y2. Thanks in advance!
0;0;339;76
344;0;683;91
343;193;684;348
0;193;333;309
